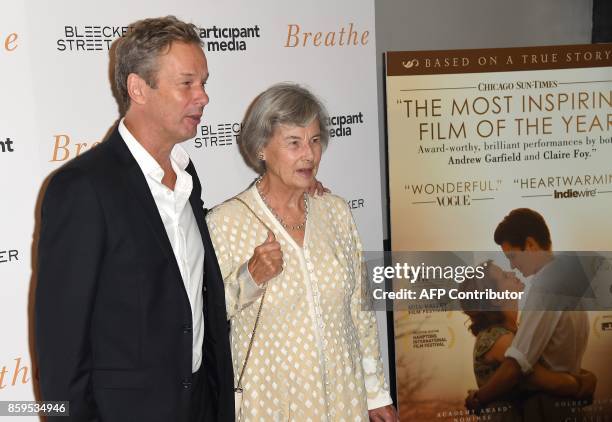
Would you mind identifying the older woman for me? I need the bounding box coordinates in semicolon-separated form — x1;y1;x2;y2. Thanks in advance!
206;83;397;421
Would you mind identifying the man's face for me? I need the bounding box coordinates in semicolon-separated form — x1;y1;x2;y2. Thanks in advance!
144;41;209;145
501;241;541;277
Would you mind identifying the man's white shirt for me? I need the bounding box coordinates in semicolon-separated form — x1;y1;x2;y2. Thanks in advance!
119;119;204;373
505;258;589;375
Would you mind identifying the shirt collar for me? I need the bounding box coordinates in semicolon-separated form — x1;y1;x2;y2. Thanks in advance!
118;118;191;182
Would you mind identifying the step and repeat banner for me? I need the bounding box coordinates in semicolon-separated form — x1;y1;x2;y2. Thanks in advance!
386;44;612;420
0;1;387;416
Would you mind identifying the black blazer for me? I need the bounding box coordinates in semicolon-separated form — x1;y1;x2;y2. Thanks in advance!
35;128;234;421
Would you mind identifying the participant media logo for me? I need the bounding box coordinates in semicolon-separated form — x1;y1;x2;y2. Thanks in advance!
56;24;261;52
0;137;15;153
326;112;365;138
199;25;261;52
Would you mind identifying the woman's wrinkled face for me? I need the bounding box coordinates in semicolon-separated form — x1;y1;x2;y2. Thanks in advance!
261;119;322;191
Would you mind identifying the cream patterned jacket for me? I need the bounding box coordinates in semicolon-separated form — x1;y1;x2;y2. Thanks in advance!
206;185;392;421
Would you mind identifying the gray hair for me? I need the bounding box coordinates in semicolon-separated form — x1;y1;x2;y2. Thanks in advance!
239;83;329;174
114;16;202;113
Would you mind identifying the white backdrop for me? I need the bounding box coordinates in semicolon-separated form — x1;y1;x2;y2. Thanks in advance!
0;1;388;417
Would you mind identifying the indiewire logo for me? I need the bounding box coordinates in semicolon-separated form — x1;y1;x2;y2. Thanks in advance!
0;137;15;153
554;188;597;199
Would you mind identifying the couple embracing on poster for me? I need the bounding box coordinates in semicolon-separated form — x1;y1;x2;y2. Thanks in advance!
462;208;597;421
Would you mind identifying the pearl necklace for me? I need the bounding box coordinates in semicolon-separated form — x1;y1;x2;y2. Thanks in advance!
256;178;308;231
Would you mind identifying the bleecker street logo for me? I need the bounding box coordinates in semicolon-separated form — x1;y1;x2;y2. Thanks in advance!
56;24;261;53
0;248;18;264
347;198;365;210
57;25;129;51
0;137;15;153
194;122;242;148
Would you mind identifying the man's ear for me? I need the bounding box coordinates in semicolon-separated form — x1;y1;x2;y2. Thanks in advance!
524;236;542;251
126;73;148;106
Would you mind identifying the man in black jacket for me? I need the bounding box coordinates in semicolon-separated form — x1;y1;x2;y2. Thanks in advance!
35;16;234;421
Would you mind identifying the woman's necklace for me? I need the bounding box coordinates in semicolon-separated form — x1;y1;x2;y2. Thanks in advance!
256;177;308;231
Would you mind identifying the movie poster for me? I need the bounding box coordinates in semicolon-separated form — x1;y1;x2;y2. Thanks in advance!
385;44;612;420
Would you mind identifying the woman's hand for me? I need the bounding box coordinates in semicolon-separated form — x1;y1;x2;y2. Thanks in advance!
368;404;399;422
248;231;283;285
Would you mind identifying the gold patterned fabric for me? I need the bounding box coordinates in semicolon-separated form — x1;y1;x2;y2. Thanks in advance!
206;186;391;421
